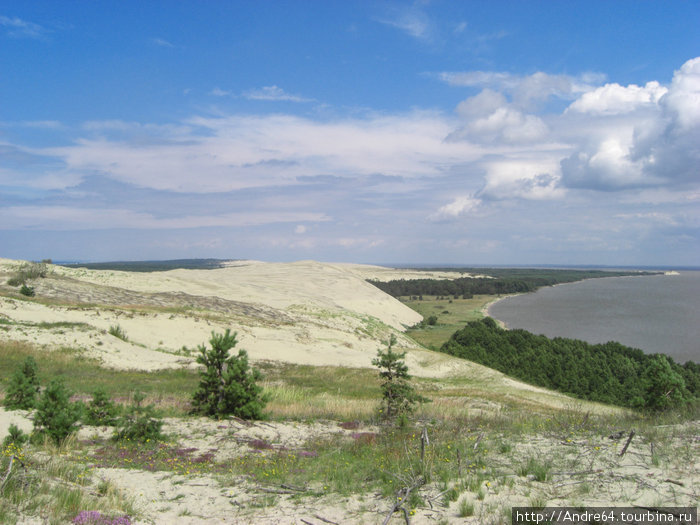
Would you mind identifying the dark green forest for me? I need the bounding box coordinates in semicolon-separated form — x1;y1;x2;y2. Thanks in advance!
441;318;699;410
368;268;657;298
63;259;232;272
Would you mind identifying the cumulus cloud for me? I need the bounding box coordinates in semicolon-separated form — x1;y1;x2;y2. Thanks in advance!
561;57;700;190
480;159;564;200
566;81;667;115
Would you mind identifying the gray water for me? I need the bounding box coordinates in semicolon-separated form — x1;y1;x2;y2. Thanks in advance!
488;271;700;363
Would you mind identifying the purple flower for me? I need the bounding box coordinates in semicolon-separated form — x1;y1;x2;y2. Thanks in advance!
72;510;132;525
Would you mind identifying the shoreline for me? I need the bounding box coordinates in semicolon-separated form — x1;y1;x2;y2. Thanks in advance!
482;272;669;331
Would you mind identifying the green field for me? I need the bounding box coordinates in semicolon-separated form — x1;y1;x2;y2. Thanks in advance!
402;294;494;350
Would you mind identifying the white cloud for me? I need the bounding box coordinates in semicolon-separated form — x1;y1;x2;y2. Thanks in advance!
429;195;481;221
374;5;433;41
47;111;481;193
480;159;564;200
0;15;46;39
210;87;232;97
0;206;329;231
151;37;174;48
294;225;307;234
561;57;700;190
566;81;667;115
439;70;603;108
242;85;312;103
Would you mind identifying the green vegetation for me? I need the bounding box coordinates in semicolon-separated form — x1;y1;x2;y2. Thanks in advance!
441;318;699;410
403;294;493;349
4;356;41;410
1;331;698;523
373;334;429;421
191;330;269;419
107;324;128;341
84;388;120;427
369;268;658;298
113;392;164;442
18;284;35;297
33;379;82;445
5;261;49;286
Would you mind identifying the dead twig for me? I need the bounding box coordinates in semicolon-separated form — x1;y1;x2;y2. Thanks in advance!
313;515;339;525
664;478;685;487
619;430;636;457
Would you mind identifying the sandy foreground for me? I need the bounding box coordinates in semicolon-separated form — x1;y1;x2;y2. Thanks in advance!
1;259;698;523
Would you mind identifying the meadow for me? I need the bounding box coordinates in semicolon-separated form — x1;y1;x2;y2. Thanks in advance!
1;261;697;524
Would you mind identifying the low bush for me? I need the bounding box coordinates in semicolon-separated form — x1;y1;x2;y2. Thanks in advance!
113;392;163;442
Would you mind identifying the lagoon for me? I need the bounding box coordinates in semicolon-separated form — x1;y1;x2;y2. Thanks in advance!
488;271;700;363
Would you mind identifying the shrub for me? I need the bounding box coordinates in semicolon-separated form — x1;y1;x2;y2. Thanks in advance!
84;388;120;426
33;378;82;445
113;392;163;442
19;284;35;297
7;261;48;286
191;329;268;420
2;423;29;448
372;334;429;420
108;325;128;341
4;356;41;409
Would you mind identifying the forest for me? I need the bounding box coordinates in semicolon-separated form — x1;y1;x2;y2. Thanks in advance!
440;318;699;410
368;268;658;298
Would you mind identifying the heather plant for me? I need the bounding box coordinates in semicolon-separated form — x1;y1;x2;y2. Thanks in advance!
191;329;268;419
72;510;132;525
113;392;163;442
4;356;41;409
33;378;82;445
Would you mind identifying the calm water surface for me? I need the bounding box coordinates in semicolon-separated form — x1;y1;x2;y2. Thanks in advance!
488;271;700;363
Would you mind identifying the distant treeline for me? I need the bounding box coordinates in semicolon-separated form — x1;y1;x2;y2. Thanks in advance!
63;259;234;272
441;318;699;410
368;268;657;298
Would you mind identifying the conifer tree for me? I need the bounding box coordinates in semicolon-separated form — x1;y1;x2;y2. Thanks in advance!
5;356;41;410
373;334;428;420
191;329;268;419
33;379;81;444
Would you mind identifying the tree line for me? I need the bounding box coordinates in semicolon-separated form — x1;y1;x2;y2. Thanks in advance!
440;318;699;410
368;269;657;298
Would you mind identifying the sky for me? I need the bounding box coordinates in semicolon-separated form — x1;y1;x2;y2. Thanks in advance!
1;1;699;266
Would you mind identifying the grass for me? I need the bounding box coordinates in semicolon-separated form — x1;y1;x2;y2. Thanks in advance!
1;334;698;523
402;294;493;349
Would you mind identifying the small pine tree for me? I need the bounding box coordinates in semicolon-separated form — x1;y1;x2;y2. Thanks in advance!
33;378;81;445
84;388;119;426
191;329;268;420
372;334;429;420
5;356;41;410
113;392;163;442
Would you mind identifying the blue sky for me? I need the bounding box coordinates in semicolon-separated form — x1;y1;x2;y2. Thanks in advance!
1;1;699;266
